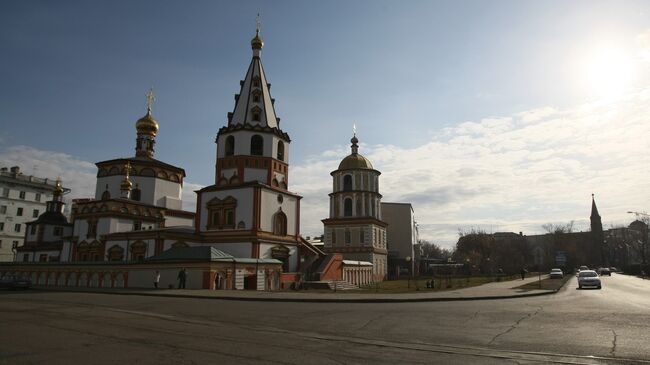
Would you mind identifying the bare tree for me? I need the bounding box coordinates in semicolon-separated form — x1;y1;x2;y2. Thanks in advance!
542;220;575;234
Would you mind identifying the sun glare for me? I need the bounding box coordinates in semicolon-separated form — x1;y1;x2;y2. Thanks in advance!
584;47;635;101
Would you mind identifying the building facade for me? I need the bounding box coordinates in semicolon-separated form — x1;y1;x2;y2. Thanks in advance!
0;166;67;261
381;202;418;279
16;179;73;263
322;134;388;282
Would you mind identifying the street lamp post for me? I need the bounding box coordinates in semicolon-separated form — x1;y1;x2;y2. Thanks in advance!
405;256;412;289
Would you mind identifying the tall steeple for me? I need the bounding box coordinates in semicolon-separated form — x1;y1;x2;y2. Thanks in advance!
227;17;279;128
135;88;159;158
590;193;603;232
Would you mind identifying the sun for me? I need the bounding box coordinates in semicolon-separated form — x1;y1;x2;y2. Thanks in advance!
584;47;635;101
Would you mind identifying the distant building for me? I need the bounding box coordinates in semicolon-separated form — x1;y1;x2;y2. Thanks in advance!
0;166;67;261
16;179;73;262
381;202;418;279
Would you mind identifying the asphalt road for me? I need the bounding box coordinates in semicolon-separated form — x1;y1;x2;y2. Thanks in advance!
1;273;649;364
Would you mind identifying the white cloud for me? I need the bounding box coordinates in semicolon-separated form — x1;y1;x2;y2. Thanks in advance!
0;146;96;203
293;88;650;248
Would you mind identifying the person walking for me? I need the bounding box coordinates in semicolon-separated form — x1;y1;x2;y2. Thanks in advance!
153;270;160;289
177;268;187;289
520;268;527;280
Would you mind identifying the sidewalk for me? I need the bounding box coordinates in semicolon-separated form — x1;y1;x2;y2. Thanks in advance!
34;275;563;303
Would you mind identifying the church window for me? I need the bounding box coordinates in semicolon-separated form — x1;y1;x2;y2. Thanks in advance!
225;210;235;228
343;175;352;191
133;221;142;231
356;199;362;218
273;211;287;236
345;228;351;245
131;186;141;201
32;209;39;218
237;221;245;229
277;141;284;161
252;90;261;103
101;190;111;200
331;229;337;245
225;136;235;156
35;193;41;202
108;245;124;261
87;220;98;238
344;198;353;217
130;241;146;262
54;227;63;236
251;135;264;156
207;196;237;230
252;112;261;121
253;76;261;87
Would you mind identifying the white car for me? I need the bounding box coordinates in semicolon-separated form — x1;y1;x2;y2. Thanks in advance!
549;268;564;279
577;270;601;289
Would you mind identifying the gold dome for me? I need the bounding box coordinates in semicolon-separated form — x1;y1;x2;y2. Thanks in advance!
338;154;374;170
54;178;64;197
136;109;159;136
120;177;133;191
251;30;264;50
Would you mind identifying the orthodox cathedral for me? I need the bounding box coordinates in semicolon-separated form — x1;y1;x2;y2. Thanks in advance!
4;24;381;290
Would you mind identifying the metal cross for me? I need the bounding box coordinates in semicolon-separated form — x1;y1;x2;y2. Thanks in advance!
145;88;155;111
256;13;261;34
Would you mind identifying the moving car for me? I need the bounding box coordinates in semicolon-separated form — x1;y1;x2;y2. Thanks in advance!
598;267;611;276
577;270;601;289
0;275;32;290
549;268;564;279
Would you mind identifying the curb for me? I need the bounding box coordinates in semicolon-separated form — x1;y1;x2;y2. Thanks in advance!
30;286;560;303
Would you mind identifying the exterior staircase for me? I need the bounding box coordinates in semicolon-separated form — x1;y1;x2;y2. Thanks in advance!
326;281;358;290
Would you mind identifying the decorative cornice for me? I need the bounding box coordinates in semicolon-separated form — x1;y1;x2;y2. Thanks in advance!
216;123;291;142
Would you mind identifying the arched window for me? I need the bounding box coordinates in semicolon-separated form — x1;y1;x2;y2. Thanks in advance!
344;198;353;217
101;190;111;200
131;185;141;201
251;135;263;156
277;141;284;161
343;175;353;191
273;211;287;236
225;136;235;156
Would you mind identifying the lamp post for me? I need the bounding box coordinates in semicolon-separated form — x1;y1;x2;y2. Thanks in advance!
405;256;412;289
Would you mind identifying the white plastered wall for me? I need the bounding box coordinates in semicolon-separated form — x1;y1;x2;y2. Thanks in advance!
259;189;297;235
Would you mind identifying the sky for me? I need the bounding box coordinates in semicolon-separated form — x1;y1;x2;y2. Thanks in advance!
1;1;649;247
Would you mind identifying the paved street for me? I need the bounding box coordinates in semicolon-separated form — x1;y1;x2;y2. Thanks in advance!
1;273;649;364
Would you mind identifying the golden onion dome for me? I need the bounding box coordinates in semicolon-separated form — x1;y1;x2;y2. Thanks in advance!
54;179;64;196
136;109;159;136
120;177;133;191
338;153;374;170
251;30;264;50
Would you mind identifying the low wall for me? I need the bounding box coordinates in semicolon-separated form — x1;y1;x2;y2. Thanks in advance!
0;261;289;291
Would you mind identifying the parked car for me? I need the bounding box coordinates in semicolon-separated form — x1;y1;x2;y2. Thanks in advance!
598;268;611;276
0;276;32;290
549;268;564;279
609;267;618;273
577;270;601;289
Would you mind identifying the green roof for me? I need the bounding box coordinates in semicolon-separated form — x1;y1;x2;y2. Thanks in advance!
147;246;283;264
147;246;234;262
